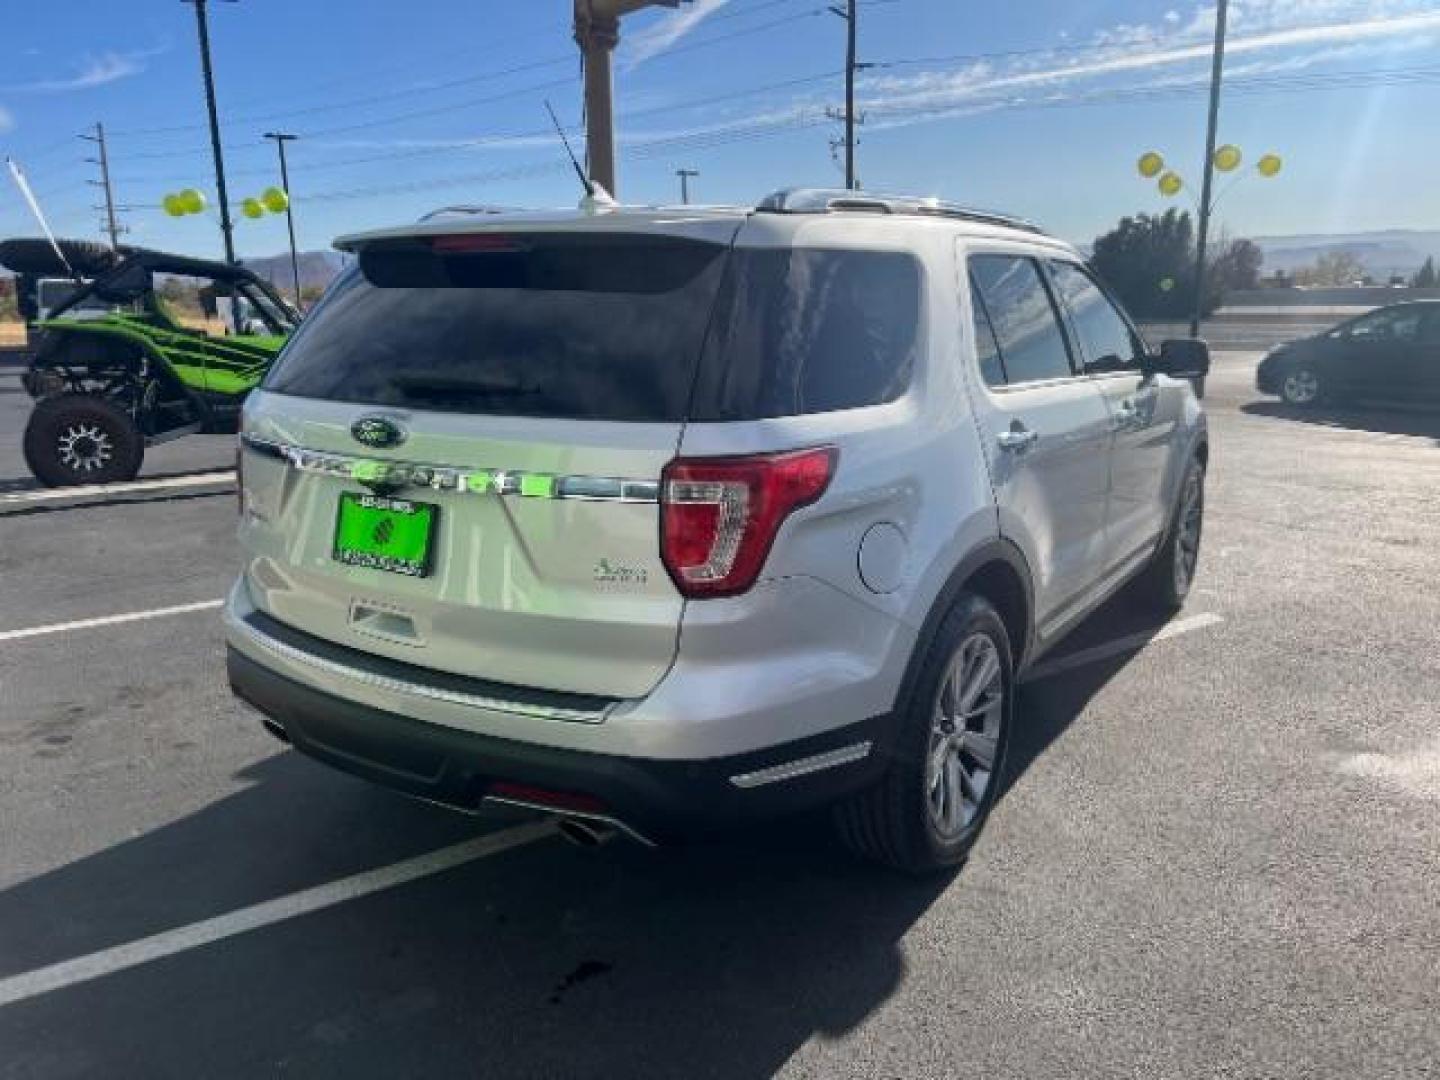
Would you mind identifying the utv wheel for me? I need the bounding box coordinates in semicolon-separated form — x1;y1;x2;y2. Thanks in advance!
835;593;1014;874
23;394;144;487
1135;456;1205;613
1280;366;1323;406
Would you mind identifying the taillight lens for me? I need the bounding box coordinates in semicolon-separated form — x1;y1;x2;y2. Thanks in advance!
661;447;836;598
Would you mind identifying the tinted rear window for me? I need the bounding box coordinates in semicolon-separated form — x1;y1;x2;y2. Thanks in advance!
690;249;922;419
263;233;729;422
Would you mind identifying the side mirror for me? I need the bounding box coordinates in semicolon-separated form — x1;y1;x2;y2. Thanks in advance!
1145;337;1211;379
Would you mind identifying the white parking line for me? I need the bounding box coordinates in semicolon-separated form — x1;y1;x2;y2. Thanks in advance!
1024;612;1224;682
0;821;555;1009
0;599;224;643
0;471;235;506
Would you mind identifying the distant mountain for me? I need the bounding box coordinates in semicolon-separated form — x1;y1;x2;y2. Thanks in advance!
241;249;348;293
1251;230;1440;279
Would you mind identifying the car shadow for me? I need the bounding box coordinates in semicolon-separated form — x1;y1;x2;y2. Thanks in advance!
0;592;1175;1078
1242;400;1440;443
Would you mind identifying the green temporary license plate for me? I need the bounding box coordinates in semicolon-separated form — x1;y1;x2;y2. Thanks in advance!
333;492;438;577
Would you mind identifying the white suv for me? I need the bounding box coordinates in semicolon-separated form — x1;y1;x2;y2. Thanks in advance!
225;189;1209;872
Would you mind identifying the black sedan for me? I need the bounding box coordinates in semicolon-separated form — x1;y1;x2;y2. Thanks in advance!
1257;301;1440;407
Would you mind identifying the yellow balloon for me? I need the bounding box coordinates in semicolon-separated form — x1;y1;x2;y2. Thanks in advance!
179;188;206;214
1257;153;1283;178
1137;151;1165;179
1158;171;1183;197
163;193;187;217
241;197;264;220
261;186;289;213
1213;144;1242;172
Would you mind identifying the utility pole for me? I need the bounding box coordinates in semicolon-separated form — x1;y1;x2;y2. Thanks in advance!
1190;0;1229;339
263;131;301;305
827;0;862;189
573;0;685;198
675;168;698;204
184;0;237;264
79;122;122;249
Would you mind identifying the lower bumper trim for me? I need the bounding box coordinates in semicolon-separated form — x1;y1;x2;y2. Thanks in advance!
729;742;874;789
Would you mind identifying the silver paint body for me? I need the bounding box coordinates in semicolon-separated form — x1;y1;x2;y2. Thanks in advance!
225;205;1206;761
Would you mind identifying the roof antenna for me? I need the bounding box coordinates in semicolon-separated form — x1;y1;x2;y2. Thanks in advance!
5;158;81;283
544;100;615;213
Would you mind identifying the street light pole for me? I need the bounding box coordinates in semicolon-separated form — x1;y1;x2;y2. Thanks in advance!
573;1;685;198
1190;0;1229;339
184;0;236;264
675;168;698;204
264;131;301;305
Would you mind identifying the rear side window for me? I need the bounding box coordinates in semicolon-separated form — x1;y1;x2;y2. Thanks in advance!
263;233;729;422
690;249;921;419
1048;261;1144;372
968;255;1075;385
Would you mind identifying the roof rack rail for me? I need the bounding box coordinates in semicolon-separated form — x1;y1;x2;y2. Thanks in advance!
756;187;1046;235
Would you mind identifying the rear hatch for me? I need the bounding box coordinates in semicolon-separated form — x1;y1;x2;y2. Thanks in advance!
239;218;739;700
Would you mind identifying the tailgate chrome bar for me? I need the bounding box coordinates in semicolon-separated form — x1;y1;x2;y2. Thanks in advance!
241;433;659;503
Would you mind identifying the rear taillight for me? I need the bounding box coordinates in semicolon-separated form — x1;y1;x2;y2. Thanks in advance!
660;447;836;598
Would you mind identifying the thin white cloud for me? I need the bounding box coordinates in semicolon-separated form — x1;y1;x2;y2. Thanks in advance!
2;47;164;94
850;8;1440;126
623;0;733;66
0;104;14;133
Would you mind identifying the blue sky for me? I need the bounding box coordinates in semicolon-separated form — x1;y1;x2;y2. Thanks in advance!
2;0;1438;263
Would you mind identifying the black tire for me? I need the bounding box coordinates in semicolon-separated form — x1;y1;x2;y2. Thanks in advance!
23;394;144;487
0;238;122;278
1135;456;1206;613
834;593;1014;874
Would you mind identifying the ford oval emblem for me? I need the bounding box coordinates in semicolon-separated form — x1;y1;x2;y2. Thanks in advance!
351;416;406;449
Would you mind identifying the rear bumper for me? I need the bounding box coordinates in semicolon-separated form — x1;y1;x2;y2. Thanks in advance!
228;645;892;840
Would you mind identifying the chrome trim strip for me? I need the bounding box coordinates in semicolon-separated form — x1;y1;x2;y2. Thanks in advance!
728;741;874;789
232;612;615;725
240;433;659;503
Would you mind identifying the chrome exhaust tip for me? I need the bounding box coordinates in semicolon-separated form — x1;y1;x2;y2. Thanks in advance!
556;817;617;848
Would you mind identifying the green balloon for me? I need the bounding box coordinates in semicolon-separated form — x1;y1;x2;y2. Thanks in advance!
179;188;206;214
1160;277;1176;292
261;186;289;213
163;193;187;217
241;197;264;220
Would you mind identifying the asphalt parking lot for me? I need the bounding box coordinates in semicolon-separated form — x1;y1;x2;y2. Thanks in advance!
1;351;1438;1079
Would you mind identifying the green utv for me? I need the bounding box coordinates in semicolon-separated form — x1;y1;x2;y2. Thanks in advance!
0;238;299;487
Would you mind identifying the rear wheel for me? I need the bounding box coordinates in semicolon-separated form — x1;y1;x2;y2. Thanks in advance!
834;593;1013;873
1280;366;1323;406
23;394;144;487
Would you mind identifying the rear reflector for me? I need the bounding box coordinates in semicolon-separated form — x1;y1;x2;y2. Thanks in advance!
661;447;836;598
487;781;609;815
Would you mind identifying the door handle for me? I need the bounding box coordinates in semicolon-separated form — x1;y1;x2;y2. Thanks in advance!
996;425;1040;453
1113;398;1140;430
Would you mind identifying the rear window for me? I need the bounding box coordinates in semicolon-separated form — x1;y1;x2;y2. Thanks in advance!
690;248;921;419
263;235;920;423
263;233;729;422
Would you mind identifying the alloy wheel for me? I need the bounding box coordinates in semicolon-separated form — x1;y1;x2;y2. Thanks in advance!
57;422;115;475
926;632;1005;839
1282;369;1319;405
1173;467;1204;595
